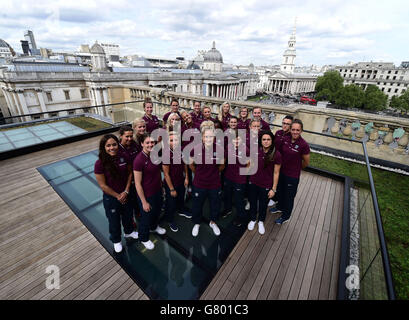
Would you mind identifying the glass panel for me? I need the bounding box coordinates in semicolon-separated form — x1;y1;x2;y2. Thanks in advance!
40;132;66;141
7;131;34;141
37;151;243;300
0;136;9;143
0;143;14;151
14;138;43;148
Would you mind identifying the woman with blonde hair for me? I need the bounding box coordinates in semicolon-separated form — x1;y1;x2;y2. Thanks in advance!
217;102;232;131
200;120;215;133
237;107;250;131
132;118;147;145
165;112;182;132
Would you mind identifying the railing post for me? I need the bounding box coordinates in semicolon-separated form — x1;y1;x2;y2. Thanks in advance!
362;141;396;300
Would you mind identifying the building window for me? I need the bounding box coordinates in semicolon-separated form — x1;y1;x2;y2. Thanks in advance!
395;89;399;93
80;89;87;99
400;76;404;80
50;112;58;117
381;88;385;92
393;76;396;80
386;76;389;80
64;90;70;100
31;115;41;120
388;88;391;92
46;92;52;102
388;70;391;74
395;70;398;74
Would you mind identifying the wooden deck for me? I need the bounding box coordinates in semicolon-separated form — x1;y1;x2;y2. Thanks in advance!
201;171;344;300
0;135;343;300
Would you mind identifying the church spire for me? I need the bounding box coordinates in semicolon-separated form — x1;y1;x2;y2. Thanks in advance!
280;18;297;74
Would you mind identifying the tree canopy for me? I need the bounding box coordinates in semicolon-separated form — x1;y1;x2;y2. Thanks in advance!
315;70;344;103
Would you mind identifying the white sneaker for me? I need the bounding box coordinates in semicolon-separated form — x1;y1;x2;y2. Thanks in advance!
209;222;220;236
151;226;166;235
258;221;265;235
268;199;275;207
248;220;256;231
245;201;250;210
125;231;139;239
113;242;123;253
141;240;154;250
192;224;200;237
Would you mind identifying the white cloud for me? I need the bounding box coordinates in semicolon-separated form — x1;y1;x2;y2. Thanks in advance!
0;0;408;66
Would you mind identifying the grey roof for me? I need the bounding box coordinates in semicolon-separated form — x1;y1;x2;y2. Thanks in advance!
7;62;90;73
0;39;10;48
204;41;223;63
90;42;105;54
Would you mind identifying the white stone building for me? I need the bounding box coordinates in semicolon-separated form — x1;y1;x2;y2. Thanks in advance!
0;39;13;60
265;22;318;95
203;42;223;73
334;62;409;99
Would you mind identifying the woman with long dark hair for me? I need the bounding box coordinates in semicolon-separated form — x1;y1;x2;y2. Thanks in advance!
133;133;166;250
94;134;138;253
248;130;281;235
274;119;310;225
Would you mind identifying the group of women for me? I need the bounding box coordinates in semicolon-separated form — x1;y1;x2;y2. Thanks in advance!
94;97;310;253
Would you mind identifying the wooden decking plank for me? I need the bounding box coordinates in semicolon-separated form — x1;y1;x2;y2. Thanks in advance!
269;176;324;300
84;266;129;300
288;177;332;299
225;214;276;300
0;227;86;283
106;278;135;300
17;235;101;300
307;180;337;299
297;179;333;299
0;207;79;259
48;254;115;300
329;182;344;299
245;172;314;299
201;226;255;300
0;231;93;299
236;172;312;299
248;172;317;299
318;181;342;299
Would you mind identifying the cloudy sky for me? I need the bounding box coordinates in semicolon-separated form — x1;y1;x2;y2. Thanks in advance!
1;0;408;66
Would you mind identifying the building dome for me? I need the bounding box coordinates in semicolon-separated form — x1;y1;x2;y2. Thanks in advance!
204;41;223;63
187;60;200;70
90;41;105;54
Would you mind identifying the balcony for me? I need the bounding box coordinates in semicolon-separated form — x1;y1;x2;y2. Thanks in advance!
0;94;398;300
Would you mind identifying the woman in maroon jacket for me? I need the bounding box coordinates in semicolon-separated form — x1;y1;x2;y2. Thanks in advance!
248;130;281;235
94;134;138;253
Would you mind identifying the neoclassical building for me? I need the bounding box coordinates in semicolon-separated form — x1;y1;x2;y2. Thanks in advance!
0;41;258;119
265;22;318;95
203;41;223;73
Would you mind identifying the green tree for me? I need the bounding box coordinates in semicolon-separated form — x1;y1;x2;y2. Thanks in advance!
335;84;365;109
315;70;344;103
389;90;409;113
362;85;388;111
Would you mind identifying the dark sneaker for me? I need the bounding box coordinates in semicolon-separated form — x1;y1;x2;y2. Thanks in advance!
221;209;232;218
178;210;192;219
169;223;179;232
269;207;282;214
275;217;290;225
233;219;242;227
